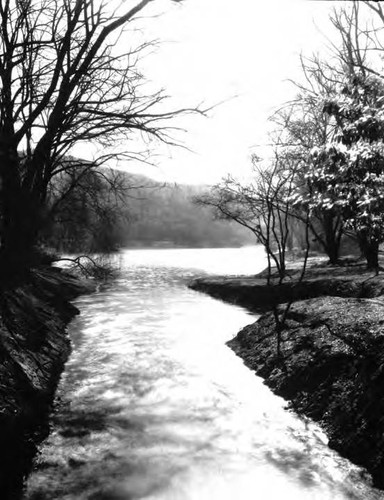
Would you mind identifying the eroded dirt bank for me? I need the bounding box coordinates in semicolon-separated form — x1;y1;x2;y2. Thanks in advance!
189;261;384;312
0;266;94;499
190;261;384;489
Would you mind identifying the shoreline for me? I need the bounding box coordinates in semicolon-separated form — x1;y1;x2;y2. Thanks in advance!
189;259;384;489
0;266;95;498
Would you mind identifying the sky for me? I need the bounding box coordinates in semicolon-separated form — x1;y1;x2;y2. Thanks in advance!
76;0;356;185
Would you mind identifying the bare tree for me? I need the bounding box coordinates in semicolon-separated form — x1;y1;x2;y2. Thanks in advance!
197;155;299;284
0;0;195;281
197;155;313;359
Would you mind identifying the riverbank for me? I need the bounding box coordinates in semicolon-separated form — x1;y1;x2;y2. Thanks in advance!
190;259;384;489
0;265;94;498
189;258;384;312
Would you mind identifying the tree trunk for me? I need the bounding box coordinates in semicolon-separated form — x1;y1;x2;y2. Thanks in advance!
0;192;42;283
0;146;42;284
325;238;340;265
364;243;379;271
358;234;379;271
324;213;341;264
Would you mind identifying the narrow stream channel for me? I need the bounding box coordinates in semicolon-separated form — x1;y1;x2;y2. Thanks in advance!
24;247;384;500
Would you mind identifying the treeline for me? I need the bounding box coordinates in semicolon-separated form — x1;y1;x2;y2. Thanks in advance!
123;179;254;249
42;168;254;253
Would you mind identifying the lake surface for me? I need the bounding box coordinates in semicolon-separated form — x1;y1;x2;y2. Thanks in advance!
24;247;384;499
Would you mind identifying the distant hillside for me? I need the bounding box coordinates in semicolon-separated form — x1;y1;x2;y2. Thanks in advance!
120;174;254;248
44;169;255;252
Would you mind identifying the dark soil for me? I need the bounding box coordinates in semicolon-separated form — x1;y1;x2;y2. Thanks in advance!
0;266;94;499
189;259;384;312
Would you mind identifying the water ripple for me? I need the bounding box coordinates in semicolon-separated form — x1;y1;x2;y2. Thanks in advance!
24;248;384;500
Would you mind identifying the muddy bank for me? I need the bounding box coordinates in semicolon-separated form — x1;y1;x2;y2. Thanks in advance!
0;266;94;499
189;261;384;312
189;261;384;489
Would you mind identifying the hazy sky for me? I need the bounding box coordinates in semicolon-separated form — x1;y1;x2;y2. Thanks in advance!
77;0;354;185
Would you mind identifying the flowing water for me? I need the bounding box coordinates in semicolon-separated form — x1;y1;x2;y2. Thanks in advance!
24;247;384;500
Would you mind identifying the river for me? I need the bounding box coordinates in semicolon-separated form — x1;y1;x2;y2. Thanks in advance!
24;247;384;500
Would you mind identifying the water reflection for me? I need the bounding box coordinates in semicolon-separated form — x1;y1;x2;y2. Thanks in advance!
25;248;384;499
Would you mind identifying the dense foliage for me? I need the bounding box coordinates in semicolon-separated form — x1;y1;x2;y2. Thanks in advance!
306;75;384;268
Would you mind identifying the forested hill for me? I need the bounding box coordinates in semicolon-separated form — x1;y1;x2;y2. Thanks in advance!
44;170;254;252
120;174;254;249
